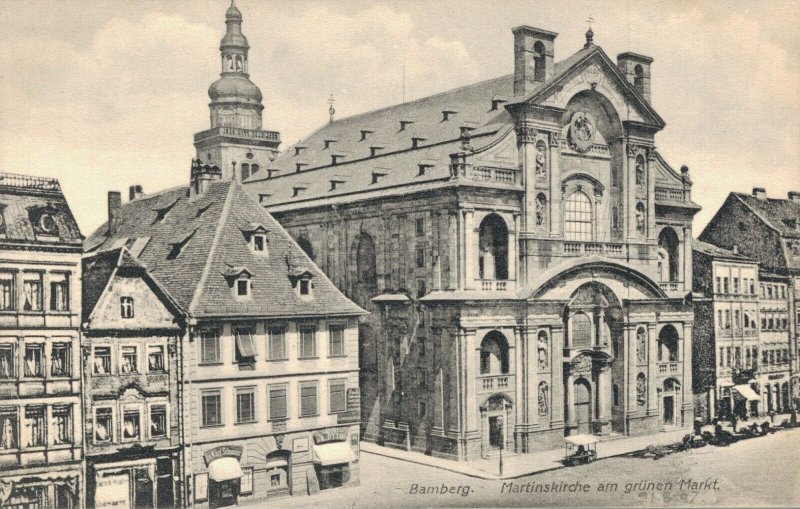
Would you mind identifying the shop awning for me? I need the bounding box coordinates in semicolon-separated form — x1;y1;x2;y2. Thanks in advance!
208;457;243;482
235;331;257;358
733;384;760;401
312;442;357;466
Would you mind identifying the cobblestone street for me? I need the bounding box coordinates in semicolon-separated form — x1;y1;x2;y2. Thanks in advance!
270;428;800;508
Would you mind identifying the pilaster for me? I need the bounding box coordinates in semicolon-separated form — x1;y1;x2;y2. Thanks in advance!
647;323;658;416
516;121;538;231
548;131;562;237
625;141;637;240
550;325;565;428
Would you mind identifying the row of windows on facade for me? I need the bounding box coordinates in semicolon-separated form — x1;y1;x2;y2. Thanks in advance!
91;403;168;445
760;283;788;300
0;342;71;379
0;404;73;450
715;309;790;331
91;344;166;376
714;276;757;296
0;271;70;312
198;325;345;365
718;345;790;369
200;379;348;427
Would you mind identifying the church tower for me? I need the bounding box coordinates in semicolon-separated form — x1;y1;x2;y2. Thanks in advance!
194;0;280;181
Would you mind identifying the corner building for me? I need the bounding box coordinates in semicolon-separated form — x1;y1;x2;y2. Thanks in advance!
0;174;83;508
243;24;700;459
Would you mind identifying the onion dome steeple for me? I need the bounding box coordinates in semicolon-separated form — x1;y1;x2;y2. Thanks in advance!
208;0;264;129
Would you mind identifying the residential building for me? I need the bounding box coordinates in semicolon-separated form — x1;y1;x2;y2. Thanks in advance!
692;241;761;420
81;245;186;508
84;11;366;498
0;173;83;508
757;273;793;414
699;188;800;412
239;14;700;459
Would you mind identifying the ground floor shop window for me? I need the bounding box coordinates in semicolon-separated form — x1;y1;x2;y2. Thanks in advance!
6;481;76;509
208;479;240;508
316;463;350;490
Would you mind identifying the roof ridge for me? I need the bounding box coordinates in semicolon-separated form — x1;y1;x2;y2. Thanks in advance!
188;181;235;315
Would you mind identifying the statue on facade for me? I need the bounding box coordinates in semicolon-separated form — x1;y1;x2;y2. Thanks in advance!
538;382;549;416
636;327;647;363
537;331;548;370
535;141;547;176
637;373;647;406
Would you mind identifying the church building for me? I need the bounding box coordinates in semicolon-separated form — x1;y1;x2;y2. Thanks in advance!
198;5;702;460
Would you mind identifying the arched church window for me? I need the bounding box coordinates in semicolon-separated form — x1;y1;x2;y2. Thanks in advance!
226;55;234;71
635;155;645;186
250;163;260;176
535;194;547;227
635;202;646;234
634;65;644;95
657;325;679;362
235;55;243;72
479;331;509;375
533;41;546;82
241;163;250;181
657;228;680;282
571;312;592;348
564;191;592;241
298;237;314;260
355;233;377;290
478;214;509;280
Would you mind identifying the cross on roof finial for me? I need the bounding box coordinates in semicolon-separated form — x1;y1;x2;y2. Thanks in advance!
585;16;595;48
328;93;336;124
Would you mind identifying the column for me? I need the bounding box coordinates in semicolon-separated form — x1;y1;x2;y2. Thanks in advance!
550;326;565;428
515;326;526;431
646;146;657;242
626;325;638;416
565;374;576;432
598;367;611;434
516;121;537;231
548;131;562;237
526;327;539;428
508;214;518;286
464;329;479;433
682;225;693;292
647;323;658;416
463;210;475;290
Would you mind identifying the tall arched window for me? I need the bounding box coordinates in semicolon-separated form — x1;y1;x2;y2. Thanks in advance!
478;214;509;280
657;325;679;362
571;312;592;348
298;237;314;260
355;233;377;290
564;191;593;241
479;331;509;375
533;41;546;82
658;228;680;282
241;163;250;181
250;163;260;176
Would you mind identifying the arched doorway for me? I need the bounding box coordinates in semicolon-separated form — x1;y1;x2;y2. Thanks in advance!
479;394;513;458
265;450;291;498
478;214;508;281
662;378;681;427
574;378;592;434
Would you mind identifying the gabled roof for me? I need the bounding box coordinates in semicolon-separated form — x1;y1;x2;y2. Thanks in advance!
84;181;365;319
693;239;755;262
731;193;800;239
81;247;185;325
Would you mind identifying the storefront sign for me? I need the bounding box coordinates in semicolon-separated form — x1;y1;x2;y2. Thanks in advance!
95;472;131;509
337;410;360;425
347;388;360;411
313;427;348;444
203;445;243;466
292;437;309;453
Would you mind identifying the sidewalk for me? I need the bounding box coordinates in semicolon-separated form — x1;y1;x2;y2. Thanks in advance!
361;427;691;480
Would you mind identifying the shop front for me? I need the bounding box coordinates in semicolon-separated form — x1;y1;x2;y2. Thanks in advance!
311;428;357;491
195;445;245;509
0;470;80;509
89;455;176;509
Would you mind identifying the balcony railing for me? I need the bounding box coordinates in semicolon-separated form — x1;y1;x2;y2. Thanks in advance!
659;281;682;292
0;172;61;191
480;279;510;291
658;362;680;374
655;187;687;202
563;242;625;256
194;126;281;143
450;164;522;186
478;374;512;392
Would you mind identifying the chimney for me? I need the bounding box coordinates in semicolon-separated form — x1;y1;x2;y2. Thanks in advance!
617;52;654;103
107;191;121;235
512;26;557;96
732;244;738;255
128;185;143;201
189;158;223;198
788;191;800;204
752;187;767;200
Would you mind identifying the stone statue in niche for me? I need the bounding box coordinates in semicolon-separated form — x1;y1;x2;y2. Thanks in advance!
537;331;548;370
535;195;547;227
636;327;647;363
636;157;645;186
535;141;547;176
636;373;647;406
538;382;549;416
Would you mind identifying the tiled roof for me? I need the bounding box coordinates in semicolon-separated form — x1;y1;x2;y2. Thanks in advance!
84;181;364;319
244;44;662;208
0;173;82;247
733;193;800;238
693;239;755;261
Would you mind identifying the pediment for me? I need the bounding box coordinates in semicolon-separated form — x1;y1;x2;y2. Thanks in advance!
525;49;665;129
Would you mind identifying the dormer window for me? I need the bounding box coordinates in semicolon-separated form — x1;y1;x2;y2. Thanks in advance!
289;269;314;299
411;137;426;149
236;278;250;297
299;279;311;296
369;146;383;157
323;139;337;150
252;234;267;253
490;96;507;111
418;162;434;176
360;129;374;141
442;110;457;121
399;120;414;131
241;223;269;256
371;171;387;184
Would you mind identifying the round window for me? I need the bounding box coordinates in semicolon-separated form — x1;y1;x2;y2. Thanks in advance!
39;213;56;233
246;152;254;160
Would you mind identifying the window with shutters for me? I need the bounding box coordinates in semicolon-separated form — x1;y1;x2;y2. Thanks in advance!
329;325;345;357
201;390;222;427
234;327;257;365
299;327;316;358
49;273;70;311
268;384;288;420
299;381;318;417
329;379;346;414
236;387;256;424
268;327;286;360
199;330;221;365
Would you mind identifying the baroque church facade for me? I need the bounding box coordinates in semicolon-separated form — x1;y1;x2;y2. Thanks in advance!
201;5;701;461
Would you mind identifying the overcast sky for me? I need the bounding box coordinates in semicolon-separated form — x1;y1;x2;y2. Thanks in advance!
0;0;798;236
